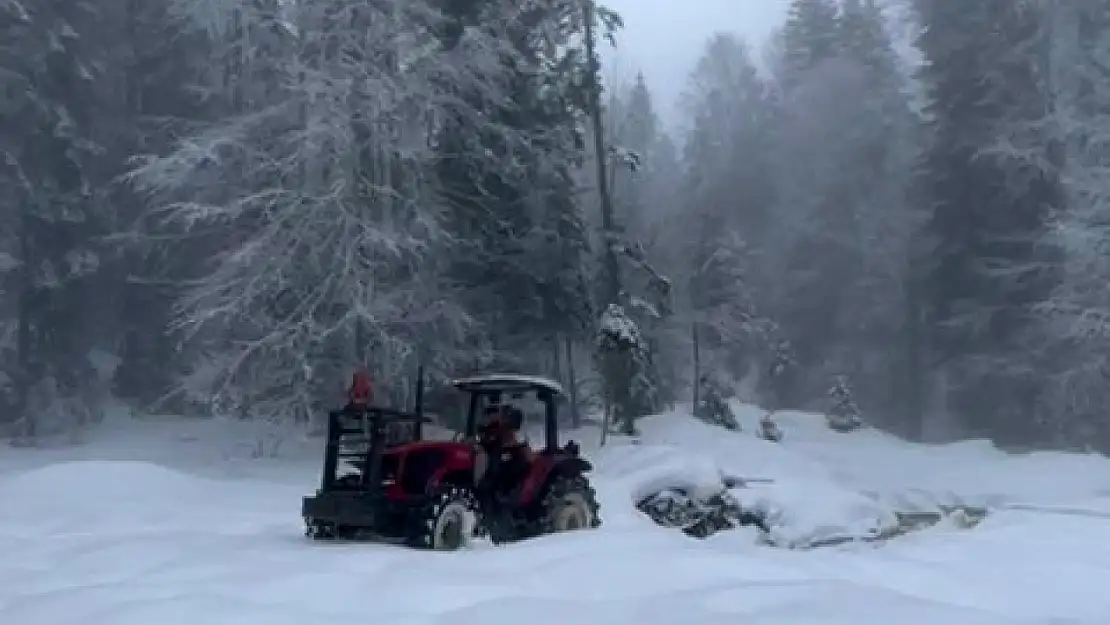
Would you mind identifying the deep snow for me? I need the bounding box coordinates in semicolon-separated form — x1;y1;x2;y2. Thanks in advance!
3;405;1110;624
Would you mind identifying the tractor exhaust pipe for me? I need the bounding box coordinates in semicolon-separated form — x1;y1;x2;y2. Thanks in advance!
413;364;426;439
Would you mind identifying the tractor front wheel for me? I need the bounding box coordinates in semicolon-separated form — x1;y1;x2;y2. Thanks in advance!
408;486;479;551
539;476;600;535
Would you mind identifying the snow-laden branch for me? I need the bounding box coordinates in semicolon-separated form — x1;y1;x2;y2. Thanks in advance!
128;0;559;419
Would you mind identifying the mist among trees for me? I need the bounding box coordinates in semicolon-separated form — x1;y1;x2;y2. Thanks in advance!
2;0;1109;451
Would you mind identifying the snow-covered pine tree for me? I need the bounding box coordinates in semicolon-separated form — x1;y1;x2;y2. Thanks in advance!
765;339;797;411
108;0;218;409
769;0;918;414
780;0;841;87
1034;0;1110;448
605;73;680;409
129;0;516;422
826;374;862;432
830;0;919;430
0;0;113;440
595;303;653;435
678;33;777;393
577;0;672;432
693;374;739;431
759;411;783;442
608;72;655;236
436;0;594;380
913;0;1062;443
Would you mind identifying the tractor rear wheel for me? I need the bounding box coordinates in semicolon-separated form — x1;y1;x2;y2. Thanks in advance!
408;486;479;551
539;476;600;535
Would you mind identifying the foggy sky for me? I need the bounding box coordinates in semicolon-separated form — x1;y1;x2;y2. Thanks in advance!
600;0;789;130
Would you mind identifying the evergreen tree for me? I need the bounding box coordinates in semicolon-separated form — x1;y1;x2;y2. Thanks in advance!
606;72;679;409
0;0;113;438
1036;0;1110;447
913;0;1062;442
780;0;840;85
769;0;916;414
826;374;863;432
596;303;653;434
759;411;783;442
109;0;216;407
436;0;594;378
608;72;656;235
679;33;777;390
839;0;900;85
766;339;797;411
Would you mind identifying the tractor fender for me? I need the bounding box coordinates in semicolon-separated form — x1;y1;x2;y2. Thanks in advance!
553;457;592;476
519;456;592;505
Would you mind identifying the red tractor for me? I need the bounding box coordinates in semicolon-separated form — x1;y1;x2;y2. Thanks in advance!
301;372;600;550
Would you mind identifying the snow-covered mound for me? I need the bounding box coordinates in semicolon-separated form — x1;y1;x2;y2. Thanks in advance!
602;406;1110;547
0;460;293;537
594;410;897;546
4;407;1110;624
769;408;1110;506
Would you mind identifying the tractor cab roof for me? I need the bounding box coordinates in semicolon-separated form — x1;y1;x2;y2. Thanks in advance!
451;374;564;397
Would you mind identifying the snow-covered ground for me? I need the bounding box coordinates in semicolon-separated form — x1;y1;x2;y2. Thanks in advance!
3;405;1110;624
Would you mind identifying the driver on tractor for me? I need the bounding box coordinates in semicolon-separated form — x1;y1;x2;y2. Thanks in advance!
477;404;533;499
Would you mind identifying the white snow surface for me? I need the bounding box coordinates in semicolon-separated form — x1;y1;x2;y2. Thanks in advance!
4;405;1110;624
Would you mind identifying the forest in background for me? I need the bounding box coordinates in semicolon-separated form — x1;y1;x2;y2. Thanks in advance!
2;0;1110;451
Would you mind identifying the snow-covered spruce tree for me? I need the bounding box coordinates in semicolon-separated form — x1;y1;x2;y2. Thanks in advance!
688;225;767;387
607;72;656;239
780;0;841;90
0;0;114;440
595;302;653;435
835;0;922;428
759;411;783;442
103;0;220;410
826;374;862;432
577;1;672;429
436;0;595;379
1035;0;1110;448
913;0;1062;444
676;32;778;400
765;339;797;412
604;73;682;408
693;374;739;431
767;0;918;414
129;0;513;423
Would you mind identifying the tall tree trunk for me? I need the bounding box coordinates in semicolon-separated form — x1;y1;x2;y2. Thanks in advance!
903;266;925;441
692;321;701;409
565;336;580;429
583;0;621;307
15;213;34;440
551;334;562;382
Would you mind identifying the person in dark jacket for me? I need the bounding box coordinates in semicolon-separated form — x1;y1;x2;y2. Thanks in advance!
478;405;532;496
346;370;375;408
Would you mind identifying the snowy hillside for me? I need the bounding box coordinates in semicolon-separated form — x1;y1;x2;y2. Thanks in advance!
3;407;1110;624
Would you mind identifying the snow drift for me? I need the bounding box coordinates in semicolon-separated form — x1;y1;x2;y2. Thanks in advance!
4;404;1110;624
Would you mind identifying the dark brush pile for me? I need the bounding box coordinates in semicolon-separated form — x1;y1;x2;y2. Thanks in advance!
636;481;769;539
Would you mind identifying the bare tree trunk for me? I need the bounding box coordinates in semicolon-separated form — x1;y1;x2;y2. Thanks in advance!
551;334;562;382
692;321;701;409
15;211;34;440
903;248;926;441
565;336;580;429
600;403;610;447
583;0;621;306
585;0;622;448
